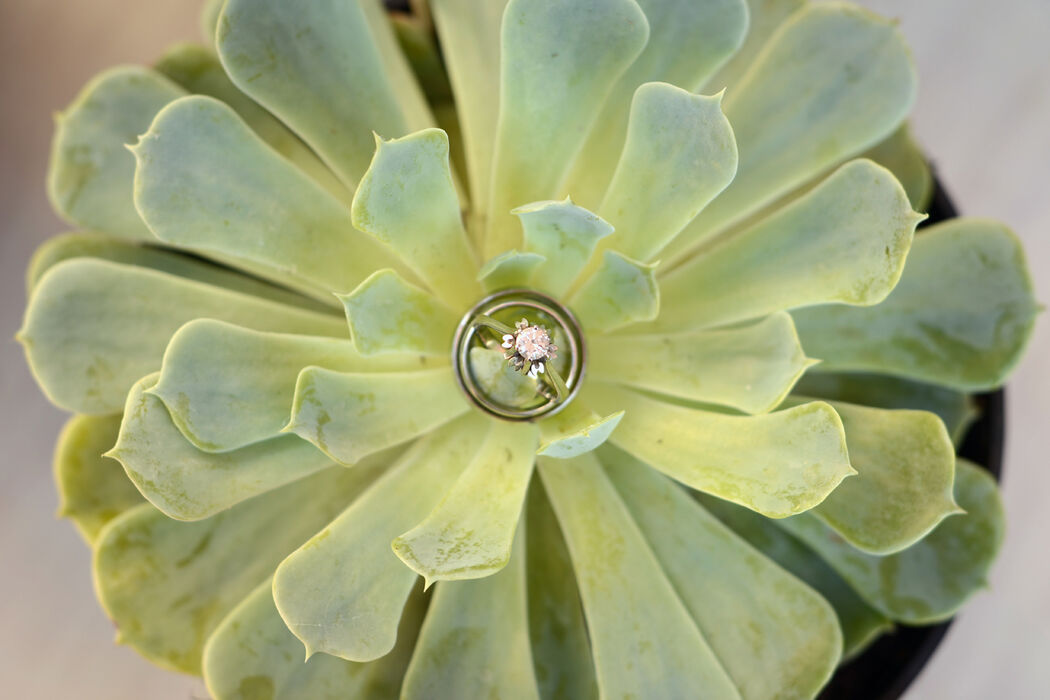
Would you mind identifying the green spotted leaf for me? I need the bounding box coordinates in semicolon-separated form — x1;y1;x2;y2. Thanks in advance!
54;414;144;543
217;0;432;189
861;123;933;211
94;463;386;674
589;382;854;518
274;416;486;662
18;259;345;415
596;83;737;261
485;0;649;257
515;198;612;297
339;269;459;356
476;250;547;292
793;218;1039;391
592;312;812;414
285;366;468;465
655;159;922;331
351;129;480;308
48;66;184;240
537;399;624;459
401;528;540;700
538;454;739;699
776;460;1005;624
393;421;539;584
569;251;659;333
604;447;841;700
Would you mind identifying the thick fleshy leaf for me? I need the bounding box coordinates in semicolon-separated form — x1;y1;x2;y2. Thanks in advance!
514;198;612;297
133;96;398;299
18;259;345;414
393;421;539;583
339;269;459;356
153;43;349;203
200;0;224;44
401;528;540;700
94;462;386;674
54;414;144;543
604;447;841;699
802;400;961;554
592;312;812;414
793;371;978;445
110;374;341;521
285;366;467;465
596;83;737;261
655;159;921;331
48;66;184;240
525;482;598;700
589;382;854;518
485;0;649;257
569;251;659;333
217;0;432;188
793;218;1039;391
25;231;328;312
701;494;894;660
862;123;933;211
204;579;426;700
776;460;1004;623
429;0;508;225
564;0;748;207
476;250;546;292
704;0;806;91
152;319;437;453
351;129;479;308
537;399;624;459
663;3;917;263
274;416;486;662
468;347;538;407
538;454;739;699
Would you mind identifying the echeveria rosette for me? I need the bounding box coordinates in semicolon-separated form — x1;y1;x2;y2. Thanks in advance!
18;0;1037;697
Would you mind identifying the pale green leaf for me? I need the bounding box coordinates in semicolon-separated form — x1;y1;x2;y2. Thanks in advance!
568;251;659;333
538;454;739;699
776;460;1005;624
203;578;426;700
393;421;539;583
48;66;184;240
401;528;540;700
664;3;917;263
152;319;437;453
514;198;612;297
339;269;459;356
429;0;508;224
537;399;624;459
200;0;224;44
704;0;806;92
794;218;1039;391
862;123;933;211
476;250;546;293
351;129;480;308
285;366;468;465
655;159;922;332
153;43;350;203
525;482;598;700
468;347;538;407
700;494;894;660
109;373;345;521
18;259;345;415
273;416;486;662
588;382;854;518
54;414;144;544
803;400;961;554
485;0;649;257
133;95;399;300
604;447;841;700
94;462;386;674
25;231;329;312
596;83;737;261
217;0;432;189
591;312;812;414
793;371;978;445
564;0;748;207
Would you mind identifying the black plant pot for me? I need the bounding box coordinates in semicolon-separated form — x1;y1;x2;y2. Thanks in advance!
818;178;1005;699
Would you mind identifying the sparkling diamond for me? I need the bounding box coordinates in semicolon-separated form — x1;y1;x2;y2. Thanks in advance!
514;325;552;362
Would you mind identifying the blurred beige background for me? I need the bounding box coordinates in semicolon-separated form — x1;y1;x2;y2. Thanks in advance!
0;1;1046;698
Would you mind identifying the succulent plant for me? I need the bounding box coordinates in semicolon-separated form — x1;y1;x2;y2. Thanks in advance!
20;0;1038;697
